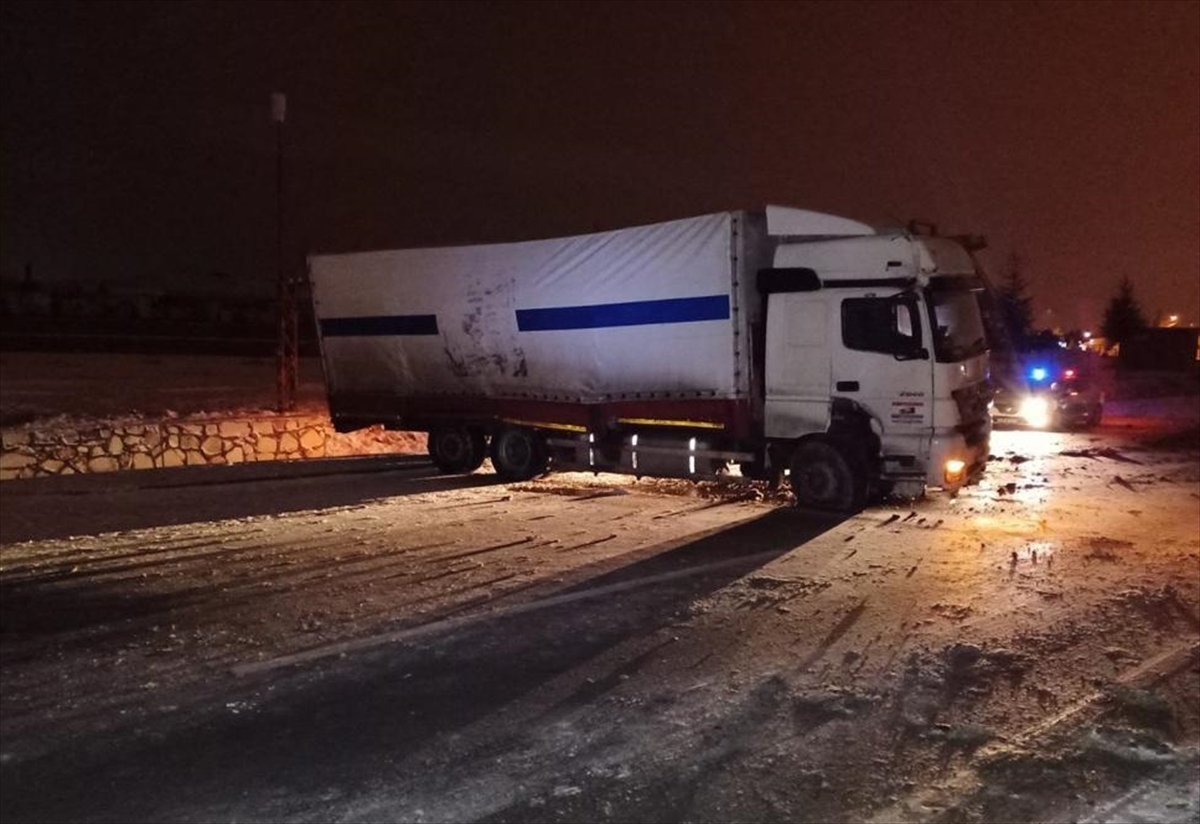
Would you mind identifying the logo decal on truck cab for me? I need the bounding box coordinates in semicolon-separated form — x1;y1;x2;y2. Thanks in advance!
890;399;927;424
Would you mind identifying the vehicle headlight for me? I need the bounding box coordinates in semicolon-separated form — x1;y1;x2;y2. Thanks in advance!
1019;396;1051;428
944;459;966;485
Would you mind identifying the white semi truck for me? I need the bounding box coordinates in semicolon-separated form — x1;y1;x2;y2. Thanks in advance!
308;207;993;511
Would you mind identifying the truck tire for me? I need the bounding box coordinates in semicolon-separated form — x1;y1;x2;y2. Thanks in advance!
489;427;548;481
789;438;867;513
428;426;486;474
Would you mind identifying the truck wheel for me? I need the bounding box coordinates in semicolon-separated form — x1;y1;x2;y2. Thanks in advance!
789;438;867;512
428;426;485;474
489;427;548;481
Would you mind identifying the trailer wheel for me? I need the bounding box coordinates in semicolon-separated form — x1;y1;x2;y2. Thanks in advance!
789;438;867;513
489;427;548;481
428;426;486;474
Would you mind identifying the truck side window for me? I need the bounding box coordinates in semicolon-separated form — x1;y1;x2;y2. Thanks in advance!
842;296;921;356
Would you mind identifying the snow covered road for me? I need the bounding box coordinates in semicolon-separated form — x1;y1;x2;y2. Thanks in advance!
1;425;1197;822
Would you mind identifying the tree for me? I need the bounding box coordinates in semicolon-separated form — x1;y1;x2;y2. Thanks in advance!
1100;276;1149;347
996;252;1035;350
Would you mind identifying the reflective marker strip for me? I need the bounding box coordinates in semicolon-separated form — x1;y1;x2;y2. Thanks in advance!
320;315;439;337
515;295;729;332
501;419;589;433
616;417;725;430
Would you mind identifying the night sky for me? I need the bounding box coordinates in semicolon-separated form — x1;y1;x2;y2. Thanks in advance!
2;0;1197;330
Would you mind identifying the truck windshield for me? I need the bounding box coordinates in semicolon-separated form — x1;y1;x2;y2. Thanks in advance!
925;285;989;363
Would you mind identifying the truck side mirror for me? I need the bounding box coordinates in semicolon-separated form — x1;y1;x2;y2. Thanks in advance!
889;296;926;360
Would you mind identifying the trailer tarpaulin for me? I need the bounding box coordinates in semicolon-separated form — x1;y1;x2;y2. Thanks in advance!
309;212;741;404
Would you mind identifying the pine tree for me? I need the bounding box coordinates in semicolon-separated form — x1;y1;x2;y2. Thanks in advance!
996;252;1034;350
1100;276;1149;346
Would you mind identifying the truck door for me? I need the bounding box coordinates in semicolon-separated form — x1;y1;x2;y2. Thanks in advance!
830;292;933;454
763;293;833;438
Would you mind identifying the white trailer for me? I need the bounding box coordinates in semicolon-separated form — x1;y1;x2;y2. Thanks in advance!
309;207;993;510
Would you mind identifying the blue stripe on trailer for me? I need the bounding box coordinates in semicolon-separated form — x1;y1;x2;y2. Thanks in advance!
515;294;730;332
320;314;439;337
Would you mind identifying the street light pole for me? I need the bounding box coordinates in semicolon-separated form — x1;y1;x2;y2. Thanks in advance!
272;91;297;412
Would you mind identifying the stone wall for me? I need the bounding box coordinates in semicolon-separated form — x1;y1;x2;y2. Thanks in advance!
0;413;424;481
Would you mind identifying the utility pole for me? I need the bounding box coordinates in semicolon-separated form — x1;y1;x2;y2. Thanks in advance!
272;91;297;412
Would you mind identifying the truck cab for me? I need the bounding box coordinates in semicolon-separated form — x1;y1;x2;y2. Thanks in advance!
756;210;992;507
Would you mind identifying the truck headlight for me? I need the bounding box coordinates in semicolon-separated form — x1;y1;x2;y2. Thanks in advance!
944;459;966;485
1019;396;1051;428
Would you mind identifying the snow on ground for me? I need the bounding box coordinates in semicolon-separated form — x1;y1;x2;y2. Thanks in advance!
0;351;1197;823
